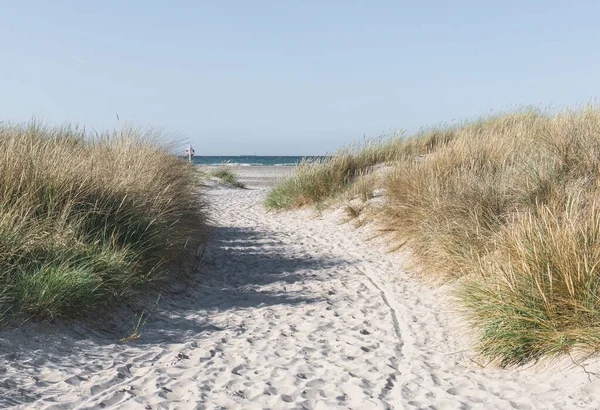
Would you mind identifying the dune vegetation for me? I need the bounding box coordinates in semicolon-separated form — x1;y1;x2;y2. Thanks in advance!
266;106;600;366
0;123;207;322
209;168;246;188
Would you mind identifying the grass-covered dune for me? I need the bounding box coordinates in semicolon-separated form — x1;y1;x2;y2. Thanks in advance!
267;106;600;366
0;123;207;322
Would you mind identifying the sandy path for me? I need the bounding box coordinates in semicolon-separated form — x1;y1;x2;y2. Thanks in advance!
2;174;600;409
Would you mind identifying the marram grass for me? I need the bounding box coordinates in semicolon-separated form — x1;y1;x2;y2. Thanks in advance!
265;134;406;209
459;201;600;367
268;105;600;366
0;123;207;321
209;168;246;188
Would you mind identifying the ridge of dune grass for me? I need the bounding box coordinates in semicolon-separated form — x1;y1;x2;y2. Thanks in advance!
0;122;207;322
267;105;600;366
209;168;246;188
264;131;456;209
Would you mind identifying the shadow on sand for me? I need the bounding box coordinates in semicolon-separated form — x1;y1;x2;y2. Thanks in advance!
0;223;345;389
128;224;344;345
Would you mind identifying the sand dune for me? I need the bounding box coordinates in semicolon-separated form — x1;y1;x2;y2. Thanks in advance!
1;167;600;409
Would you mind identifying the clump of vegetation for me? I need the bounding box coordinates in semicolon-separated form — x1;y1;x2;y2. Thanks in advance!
0;122;207;321
264;130;456;210
380;110;547;282
268;105;600;366
265;136;401;209
210;168;246;188
459;201;600;367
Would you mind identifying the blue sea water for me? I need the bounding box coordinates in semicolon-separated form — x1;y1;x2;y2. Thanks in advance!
185;156;324;166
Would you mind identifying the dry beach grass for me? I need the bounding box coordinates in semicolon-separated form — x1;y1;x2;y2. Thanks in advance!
267;106;600;366
0;122;207;321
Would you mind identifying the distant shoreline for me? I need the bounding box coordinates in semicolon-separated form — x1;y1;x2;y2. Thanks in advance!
183;155;330;167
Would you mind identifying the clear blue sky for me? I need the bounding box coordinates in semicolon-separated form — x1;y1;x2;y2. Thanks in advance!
1;1;599;155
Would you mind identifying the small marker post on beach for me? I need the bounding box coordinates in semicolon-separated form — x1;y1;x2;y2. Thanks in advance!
185;144;195;162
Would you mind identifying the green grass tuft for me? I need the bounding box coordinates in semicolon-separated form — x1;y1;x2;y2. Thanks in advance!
210;168;246;188
0;122;207;322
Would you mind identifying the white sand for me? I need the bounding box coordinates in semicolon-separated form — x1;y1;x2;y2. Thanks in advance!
2;167;600;409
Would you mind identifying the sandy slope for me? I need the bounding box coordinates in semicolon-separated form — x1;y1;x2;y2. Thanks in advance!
1;168;600;409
